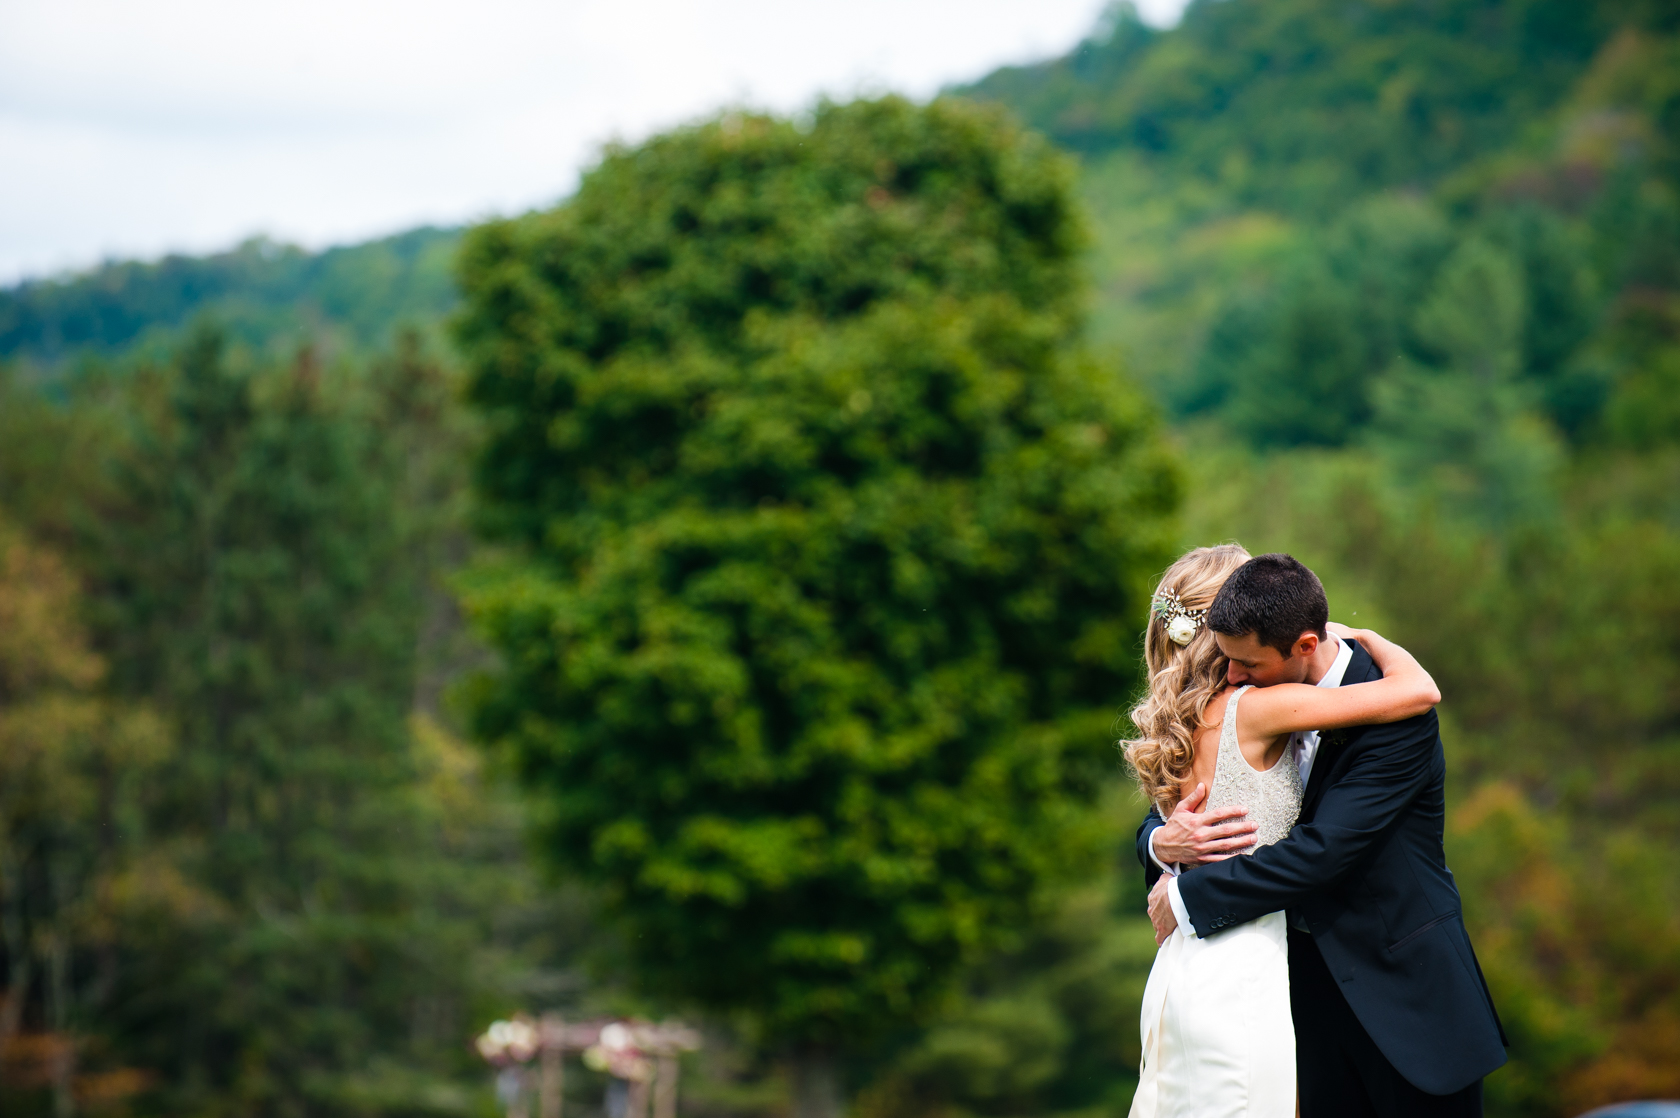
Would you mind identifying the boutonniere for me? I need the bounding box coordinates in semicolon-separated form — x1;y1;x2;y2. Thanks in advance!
1322;729;1351;749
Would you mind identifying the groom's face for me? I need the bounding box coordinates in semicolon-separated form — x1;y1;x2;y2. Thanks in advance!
1215;630;1318;688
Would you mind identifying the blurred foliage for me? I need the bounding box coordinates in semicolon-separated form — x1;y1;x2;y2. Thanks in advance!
0;228;460;374
0;337;588;1118
849;797;1158;1118
963;0;1659;214
453;97;1178;1086
78;327;469;1113
0;514;170;1116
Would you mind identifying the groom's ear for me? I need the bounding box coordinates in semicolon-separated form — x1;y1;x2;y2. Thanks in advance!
1291;631;1320;660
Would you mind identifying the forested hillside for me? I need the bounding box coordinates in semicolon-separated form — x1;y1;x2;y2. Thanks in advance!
2;0;1678;1115
964;0;1680;426
0;226;459;370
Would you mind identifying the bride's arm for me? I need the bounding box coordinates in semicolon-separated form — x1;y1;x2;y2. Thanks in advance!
1237;625;1441;738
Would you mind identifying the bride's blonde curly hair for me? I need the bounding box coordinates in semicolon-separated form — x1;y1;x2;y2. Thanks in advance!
1123;544;1252;815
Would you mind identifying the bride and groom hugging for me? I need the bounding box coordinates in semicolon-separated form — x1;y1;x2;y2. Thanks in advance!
1124;547;1508;1118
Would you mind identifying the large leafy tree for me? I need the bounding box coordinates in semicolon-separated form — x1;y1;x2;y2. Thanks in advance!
454;96;1178;1111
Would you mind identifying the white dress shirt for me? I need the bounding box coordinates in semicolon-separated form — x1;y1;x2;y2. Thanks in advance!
1158;636;1352;937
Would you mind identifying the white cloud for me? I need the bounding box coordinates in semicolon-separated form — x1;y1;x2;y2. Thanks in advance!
0;0;1190;283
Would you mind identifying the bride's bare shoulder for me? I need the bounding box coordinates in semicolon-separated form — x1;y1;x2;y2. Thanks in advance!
1198;685;1239;729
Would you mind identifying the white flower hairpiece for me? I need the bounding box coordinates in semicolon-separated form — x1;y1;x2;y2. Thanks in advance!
1151;589;1207;646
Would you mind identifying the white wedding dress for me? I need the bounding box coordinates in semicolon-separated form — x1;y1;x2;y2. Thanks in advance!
1130;686;1303;1118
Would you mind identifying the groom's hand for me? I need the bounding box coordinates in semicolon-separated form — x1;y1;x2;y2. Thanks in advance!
1153;783;1257;867
1148;875;1178;944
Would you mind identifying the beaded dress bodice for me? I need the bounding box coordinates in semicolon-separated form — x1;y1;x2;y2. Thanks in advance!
1205;686;1302;850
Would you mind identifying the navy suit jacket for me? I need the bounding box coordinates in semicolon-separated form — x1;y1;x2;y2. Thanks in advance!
1135;640;1507;1095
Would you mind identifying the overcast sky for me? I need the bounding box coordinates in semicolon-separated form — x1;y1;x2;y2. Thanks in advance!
0;0;1189;284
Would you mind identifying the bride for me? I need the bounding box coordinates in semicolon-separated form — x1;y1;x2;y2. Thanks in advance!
1123;545;1441;1118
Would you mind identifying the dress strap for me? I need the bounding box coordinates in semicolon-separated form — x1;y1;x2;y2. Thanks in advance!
1219;685;1252;753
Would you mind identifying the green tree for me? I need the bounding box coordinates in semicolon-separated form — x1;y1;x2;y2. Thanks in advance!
1485;206;1603;435
0;516;170;1117
1207;266;1369;447
81;327;489;1117
1181;195;1453;446
454;96;1178;1114
1371;237;1564;530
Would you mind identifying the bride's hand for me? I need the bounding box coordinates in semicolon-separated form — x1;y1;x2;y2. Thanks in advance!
1148;875;1178;945
1325;623;1442;706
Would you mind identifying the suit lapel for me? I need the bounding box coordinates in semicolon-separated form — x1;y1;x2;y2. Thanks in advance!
1302;728;1351;818
1300;640;1376;819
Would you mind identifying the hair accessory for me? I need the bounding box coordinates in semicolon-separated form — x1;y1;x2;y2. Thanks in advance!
1152;589;1208;646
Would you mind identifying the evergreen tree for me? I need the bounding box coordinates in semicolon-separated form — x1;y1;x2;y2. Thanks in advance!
454;96;1178;1114
1371;237;1564;530
83;327;483;1117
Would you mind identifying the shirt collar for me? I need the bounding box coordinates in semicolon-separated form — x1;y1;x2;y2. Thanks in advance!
1317;635;1353;689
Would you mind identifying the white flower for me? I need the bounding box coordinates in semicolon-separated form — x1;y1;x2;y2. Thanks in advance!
1166;615;1199;646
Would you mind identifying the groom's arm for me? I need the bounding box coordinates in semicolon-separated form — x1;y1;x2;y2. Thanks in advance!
1136;809;1166;891
1136;787;1258;897
1174;709;1439;936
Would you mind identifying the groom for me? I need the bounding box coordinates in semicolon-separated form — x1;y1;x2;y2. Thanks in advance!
1137;553;1506;1117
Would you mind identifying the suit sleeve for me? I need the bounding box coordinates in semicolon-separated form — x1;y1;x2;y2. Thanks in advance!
1176;709;1438;936
1136;807;1166;892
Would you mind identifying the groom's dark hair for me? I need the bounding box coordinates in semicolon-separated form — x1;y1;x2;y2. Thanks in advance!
1207;553;1329;656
